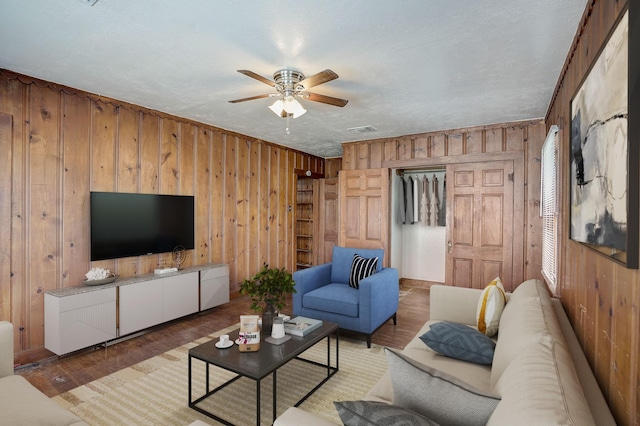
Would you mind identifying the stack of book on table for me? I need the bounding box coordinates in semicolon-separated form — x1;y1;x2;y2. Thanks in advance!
284;316;323;337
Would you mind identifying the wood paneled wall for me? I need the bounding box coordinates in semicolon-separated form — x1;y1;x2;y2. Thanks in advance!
547;1;637;424
341;120;547;284
0;70;324;363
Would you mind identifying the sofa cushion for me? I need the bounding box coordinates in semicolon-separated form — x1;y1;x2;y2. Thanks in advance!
490;281;568;388
385;348;500;426
330;246;384;284
334;400;439;426
488;339;596;425
303;283;359;317
0;375;86;425
419;321;495;365
476;277;506;337
349;254;378;289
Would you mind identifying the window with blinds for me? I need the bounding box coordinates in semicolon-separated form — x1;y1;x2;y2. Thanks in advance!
541;125;559;293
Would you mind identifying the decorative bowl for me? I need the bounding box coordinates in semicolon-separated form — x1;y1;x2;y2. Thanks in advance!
83;274;119;286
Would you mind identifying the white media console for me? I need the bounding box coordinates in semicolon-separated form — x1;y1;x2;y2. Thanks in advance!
44;263;229;356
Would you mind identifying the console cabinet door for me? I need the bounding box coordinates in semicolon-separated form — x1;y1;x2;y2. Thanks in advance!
200;266;230;310
163;272;199;321
44;287;117;355
119;280;164;336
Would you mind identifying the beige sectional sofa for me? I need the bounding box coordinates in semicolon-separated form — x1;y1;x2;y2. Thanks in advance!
0;321;87;426
275;279;616;425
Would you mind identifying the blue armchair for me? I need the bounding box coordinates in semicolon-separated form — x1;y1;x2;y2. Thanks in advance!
292;246;399;347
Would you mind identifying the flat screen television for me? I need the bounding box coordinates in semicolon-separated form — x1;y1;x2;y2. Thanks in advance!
90;191;195;261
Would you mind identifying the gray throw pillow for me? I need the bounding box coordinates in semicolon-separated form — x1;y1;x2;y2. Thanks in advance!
385;348;500;426
334;400;440;426
419;321;495;365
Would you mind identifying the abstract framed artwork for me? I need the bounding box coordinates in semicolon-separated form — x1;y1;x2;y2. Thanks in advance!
570;8;638;268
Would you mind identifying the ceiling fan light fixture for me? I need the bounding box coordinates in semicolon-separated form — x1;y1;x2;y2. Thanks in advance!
283;97;306;118
269;97;306;118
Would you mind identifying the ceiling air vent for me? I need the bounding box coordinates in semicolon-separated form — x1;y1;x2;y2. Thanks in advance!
347;125;378;134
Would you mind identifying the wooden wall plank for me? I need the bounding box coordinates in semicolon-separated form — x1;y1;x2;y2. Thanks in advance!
138;113;160;272
277;149;288;268
224;135;237;292
248;139;260;277
259;144;270;267
464;129;483;155
0;113;13;321
61;94;91;287
209;130;223;264
268;147;279;266
484;128;502;153
27;84;61;347
236;138;249;283
114;107;140;277
178;122;196;268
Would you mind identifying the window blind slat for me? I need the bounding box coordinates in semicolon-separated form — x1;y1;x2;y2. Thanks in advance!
541;125;559;292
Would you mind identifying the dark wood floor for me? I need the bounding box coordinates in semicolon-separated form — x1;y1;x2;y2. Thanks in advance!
17;283;430;398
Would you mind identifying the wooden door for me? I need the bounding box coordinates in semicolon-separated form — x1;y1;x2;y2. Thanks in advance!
339;168;390;266
445;161;520;289
317;177;339;264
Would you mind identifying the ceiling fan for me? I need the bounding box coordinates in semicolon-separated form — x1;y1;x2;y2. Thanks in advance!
229;68;348;118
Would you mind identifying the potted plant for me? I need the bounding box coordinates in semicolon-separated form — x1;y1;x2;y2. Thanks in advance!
239;263;296;334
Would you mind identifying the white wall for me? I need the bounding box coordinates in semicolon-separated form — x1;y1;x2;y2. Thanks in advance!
390;171;446;283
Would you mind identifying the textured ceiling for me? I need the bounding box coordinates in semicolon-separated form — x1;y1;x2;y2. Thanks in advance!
0;0;587;158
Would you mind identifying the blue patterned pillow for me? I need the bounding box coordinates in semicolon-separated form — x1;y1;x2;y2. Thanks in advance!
348;254;378;289
420;321;495;365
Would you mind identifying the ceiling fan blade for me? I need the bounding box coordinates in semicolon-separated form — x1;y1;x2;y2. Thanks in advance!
297;69;339;90
304;92;348;107
228;94;271;103
237;70;276;87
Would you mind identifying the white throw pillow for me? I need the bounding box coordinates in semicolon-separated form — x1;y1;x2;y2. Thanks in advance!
476;277;506;337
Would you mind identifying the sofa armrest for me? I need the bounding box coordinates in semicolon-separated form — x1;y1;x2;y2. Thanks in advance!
293;263;333;315
358;268;399;330
429;285;482;325
0;321;14;378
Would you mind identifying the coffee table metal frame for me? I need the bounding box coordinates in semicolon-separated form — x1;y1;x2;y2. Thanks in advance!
188;321;339;425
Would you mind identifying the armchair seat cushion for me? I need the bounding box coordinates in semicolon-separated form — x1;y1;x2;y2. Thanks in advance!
304;283;359;317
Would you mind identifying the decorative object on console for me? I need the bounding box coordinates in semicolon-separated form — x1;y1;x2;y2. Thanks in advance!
476;276;506;337
83;267;118;286
239;263;296;335
172;245;187;269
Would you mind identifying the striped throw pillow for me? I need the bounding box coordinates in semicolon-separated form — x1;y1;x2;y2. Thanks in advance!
348;254;378;289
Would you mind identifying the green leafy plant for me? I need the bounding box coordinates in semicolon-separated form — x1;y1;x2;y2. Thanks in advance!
239;263;296;312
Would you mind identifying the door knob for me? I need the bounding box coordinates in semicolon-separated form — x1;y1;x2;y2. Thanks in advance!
447;240;452;254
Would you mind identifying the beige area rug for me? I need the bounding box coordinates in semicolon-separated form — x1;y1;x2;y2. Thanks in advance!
52;324;389;425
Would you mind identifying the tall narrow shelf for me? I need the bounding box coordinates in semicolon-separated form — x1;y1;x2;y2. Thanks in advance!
296;177;319;270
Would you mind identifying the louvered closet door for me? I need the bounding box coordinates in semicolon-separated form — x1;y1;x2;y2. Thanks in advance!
338;168;390;266
445;161;516;289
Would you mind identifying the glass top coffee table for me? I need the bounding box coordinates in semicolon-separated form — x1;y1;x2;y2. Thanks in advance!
188;321;339;425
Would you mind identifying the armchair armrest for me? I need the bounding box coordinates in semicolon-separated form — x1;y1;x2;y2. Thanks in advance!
292;263;333;315
358;268;399;331
429;285;482;325
0;321;14;378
